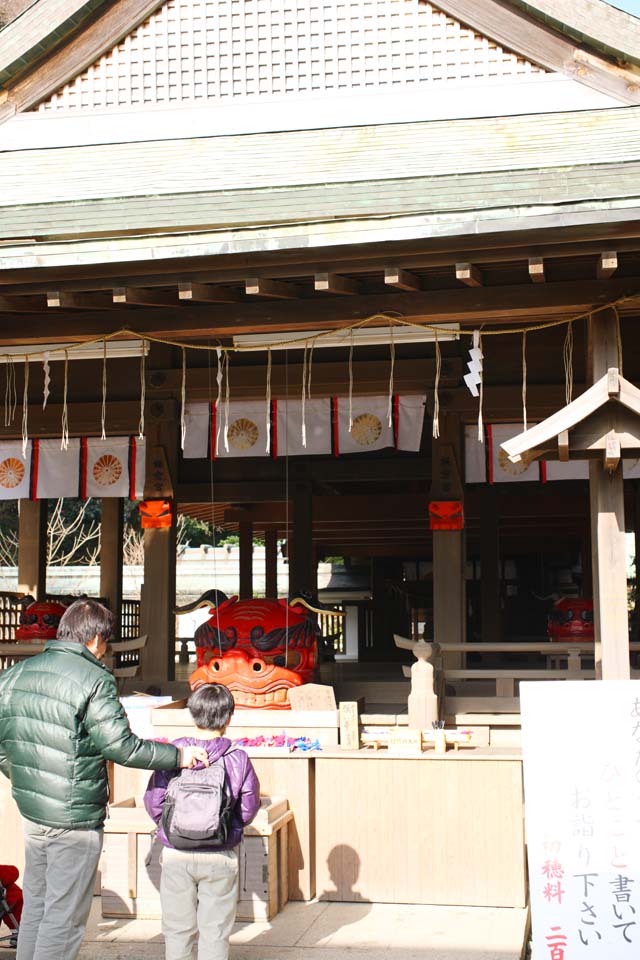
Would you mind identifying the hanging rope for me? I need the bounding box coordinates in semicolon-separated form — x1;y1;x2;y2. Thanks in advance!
101;338;107;440
180;347;187;450
563;322;574;406
387;325;395;427
138;341;146;439
215;347;223;457
223;351;230;453
615;307;624;376
477;334;485;443
521;330;528;432
21;358;29;458
307;341;314;399
348;329;354;432
301;344;308;448
61;351;69;450
432;329;441;439
265;347;272;453
206;341;222;657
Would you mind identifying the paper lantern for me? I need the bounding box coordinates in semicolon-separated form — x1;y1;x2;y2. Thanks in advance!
139;499;173;529
429;500;464;531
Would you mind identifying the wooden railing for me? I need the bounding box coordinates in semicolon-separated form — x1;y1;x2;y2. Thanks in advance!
318;605;345;655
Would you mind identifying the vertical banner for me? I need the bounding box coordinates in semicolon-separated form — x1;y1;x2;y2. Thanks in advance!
275;398;331;456
521;681;640;960
36;438;80;499
0;440;32;500
83;437;132;498
182;401;210;459
396;395;426;452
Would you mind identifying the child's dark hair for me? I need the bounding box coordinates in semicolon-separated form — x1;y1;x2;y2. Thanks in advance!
187;683;235;731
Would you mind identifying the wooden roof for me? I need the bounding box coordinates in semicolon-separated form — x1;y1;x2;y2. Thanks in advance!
0;0;639;123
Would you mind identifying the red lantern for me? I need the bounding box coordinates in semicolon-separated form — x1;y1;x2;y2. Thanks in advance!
139;499;173;529
429;500;464;531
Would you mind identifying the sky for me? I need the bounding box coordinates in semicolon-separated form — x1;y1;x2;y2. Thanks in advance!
607;0;640;15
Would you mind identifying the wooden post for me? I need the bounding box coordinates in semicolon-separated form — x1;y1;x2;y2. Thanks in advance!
239;521;253;600
18;499;47;598
431;416;466;668
291;482;314;597
587;308;629;680
100;498;123;635
265;527;278;598
140;399;178;685
480;486;501;644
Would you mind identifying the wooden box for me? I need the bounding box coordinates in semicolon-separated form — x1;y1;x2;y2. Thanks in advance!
101;796;291;922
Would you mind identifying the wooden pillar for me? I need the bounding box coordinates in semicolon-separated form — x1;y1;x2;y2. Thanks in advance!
291;482;315;597
18;499;47;598
480;486;501;643
431;415;466;666
265;527;278;598
140;398;178;684
588;308;629;680
100;498;123;635
239;521;253;600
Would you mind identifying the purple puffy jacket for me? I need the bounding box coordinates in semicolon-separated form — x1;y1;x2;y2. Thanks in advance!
143;736;261;851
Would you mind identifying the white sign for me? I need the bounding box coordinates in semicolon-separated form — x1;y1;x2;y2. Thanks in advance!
521;681;640;960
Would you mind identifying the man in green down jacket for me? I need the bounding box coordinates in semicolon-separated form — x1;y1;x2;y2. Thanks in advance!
0;598;209;960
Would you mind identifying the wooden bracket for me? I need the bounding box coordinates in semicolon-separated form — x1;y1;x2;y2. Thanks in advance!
607;367;620;397
604;432;621;472
558;430;569;462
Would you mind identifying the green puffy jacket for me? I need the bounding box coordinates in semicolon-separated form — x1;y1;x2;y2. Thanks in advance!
0;640;179;829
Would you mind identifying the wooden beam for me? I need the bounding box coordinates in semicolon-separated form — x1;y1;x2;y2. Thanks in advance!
528;258;545;283
47;290;114;310
18;499;47;598
384;267;422;292
245;278;299;299
314;273;360;296
178;281;242;303
5;278;637;341
265;527;278;598
597;251;618;280
100;498;123;632
455;263;483;287
113;287;179;307
589;459;629;679
0;295;47;313
558;430;569;461
239;520;253;600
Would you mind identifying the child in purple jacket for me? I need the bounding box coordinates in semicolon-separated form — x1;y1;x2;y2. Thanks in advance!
144;683;260;960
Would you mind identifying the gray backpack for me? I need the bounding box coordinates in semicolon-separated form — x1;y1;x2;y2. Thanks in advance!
161;745;238;849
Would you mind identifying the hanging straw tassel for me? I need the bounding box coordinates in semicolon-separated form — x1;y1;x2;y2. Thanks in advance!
5;356;16;427
521;330;528;432
348;329;354;432
42;352;51;410
215;347;223;456
301;344;308;448
101;338;107;440
477;334;485;443
265;348;272;453
61;350;69;450
563;322;574;406
307;342;314;399
387;325;395;427
138;341;146;438
21;357;29;458
432;329;441;439
180;347;187;450
615;306;624;376
223;351;230;453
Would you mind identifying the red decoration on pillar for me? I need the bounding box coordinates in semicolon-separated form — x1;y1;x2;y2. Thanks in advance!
139;499;173;529
429;500;464;531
